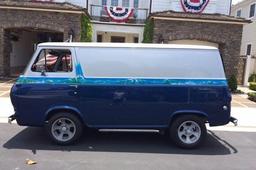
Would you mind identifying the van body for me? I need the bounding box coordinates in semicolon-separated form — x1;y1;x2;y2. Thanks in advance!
10;43;236;148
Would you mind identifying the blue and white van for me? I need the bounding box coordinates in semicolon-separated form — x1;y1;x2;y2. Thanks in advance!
9;43;237;148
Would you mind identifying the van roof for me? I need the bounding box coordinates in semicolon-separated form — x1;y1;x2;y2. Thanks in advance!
38;42;218;50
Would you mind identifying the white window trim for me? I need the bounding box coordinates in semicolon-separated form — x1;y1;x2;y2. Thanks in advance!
25;47;77;78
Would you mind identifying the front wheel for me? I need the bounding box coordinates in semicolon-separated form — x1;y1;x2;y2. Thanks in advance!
46;112;83;145
169;115;206;149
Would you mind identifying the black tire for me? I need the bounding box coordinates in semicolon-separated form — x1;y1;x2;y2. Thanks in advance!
169;115;206;149
46;112;83;145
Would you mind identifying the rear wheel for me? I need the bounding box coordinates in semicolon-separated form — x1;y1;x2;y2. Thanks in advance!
46;112;83;145
170;115;206;149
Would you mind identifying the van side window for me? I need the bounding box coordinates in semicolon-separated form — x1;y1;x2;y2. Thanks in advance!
31;49;72;73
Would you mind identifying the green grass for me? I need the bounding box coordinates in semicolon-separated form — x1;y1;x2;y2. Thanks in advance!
249;82;256;91
248;92;256;102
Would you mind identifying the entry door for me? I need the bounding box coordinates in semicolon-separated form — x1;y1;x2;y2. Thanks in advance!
111;36;125;43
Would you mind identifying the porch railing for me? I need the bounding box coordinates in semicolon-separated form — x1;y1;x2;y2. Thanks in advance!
90;4;149;24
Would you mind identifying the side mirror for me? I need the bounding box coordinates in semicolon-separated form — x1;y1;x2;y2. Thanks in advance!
41;70;46;76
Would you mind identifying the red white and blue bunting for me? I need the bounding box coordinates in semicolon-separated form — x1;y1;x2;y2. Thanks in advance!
180;0;210;13
32;0;54;2
104;6;134;22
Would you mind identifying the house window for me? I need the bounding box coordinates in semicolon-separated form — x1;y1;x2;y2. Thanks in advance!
134;0;139;8
102;0;107;6
97;34;103;42
246;44;252;55
249;3;255;18
111;0;118;6
236;9;241;17
111;36;125;43
134;37;139;43
122;0;129;7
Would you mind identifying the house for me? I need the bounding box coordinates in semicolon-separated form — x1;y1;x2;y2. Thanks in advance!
0;0;249;84
88;0;232;43
231;0;256;85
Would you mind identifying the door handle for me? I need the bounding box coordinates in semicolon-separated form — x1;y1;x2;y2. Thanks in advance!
69;85;78;96
113;92;125;99
113;92;126;103
69;85;78;88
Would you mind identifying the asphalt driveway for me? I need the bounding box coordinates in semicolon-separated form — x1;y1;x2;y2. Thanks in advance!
0;123;256;170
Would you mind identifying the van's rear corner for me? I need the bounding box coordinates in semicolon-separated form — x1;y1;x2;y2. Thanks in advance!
198;82;237;127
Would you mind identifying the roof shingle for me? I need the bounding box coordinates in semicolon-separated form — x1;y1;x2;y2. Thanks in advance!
0;0;85;11
151;10;250;24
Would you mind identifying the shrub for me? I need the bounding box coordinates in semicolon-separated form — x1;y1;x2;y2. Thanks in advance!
248;74;256;82
142;19;154;43
228;75;238;92
80;15;92;42
249;82;256;91
248;92;256;102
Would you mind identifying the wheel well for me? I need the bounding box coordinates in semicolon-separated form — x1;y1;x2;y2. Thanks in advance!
169;113;208;127
45;109;85;125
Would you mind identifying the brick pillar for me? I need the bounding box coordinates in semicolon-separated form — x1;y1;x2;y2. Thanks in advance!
237;57;246;85
3;29;11;76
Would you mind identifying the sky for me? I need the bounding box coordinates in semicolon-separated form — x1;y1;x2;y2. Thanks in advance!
232;0;244;5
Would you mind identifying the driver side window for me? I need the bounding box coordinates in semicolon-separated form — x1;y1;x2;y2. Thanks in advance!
31;49;73;73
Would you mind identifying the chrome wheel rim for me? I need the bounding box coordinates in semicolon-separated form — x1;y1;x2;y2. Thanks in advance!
178;121;201;144
51;117;76;142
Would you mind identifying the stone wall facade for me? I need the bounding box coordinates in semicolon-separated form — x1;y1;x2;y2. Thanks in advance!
153;19;244;83
237;56;247;84
0;8;83;76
